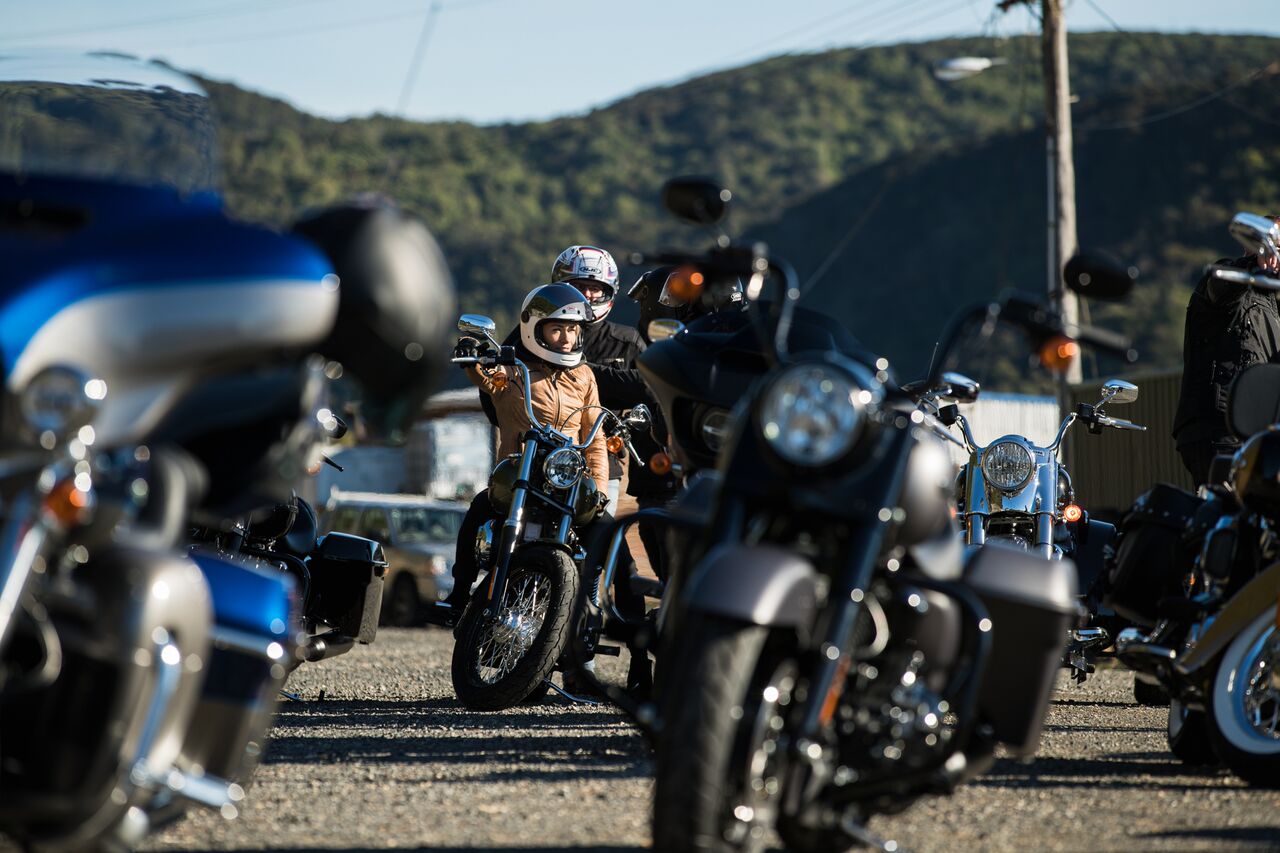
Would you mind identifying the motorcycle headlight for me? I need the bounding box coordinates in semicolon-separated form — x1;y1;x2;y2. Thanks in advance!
20;366;105;445
543;447;586;489
981;440;1034;491
698;407;732;453
759;364;867;467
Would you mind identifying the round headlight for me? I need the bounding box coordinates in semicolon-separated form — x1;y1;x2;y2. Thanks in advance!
699;408;732;452
759;364;866;467
20;366;104;443
543;447;586;489
981;440;1034;491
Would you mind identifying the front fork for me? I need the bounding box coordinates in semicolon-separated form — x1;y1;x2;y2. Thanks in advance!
484;439;537;617
963;512;1057;559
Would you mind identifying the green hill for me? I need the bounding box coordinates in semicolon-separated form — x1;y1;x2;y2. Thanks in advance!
200;32;1280;380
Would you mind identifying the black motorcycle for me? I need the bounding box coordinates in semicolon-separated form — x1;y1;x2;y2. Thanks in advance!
639;179;1139;851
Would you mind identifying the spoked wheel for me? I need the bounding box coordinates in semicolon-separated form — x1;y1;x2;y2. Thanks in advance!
450;546;577;711
1208;610;1280;787
654;614;822;853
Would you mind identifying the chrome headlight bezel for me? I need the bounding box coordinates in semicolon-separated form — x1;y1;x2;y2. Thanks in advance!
980;439;1035;491
757;361;876;468
543;447;586;489
19;365;106;447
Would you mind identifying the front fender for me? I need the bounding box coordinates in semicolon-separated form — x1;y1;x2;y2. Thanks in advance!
1176;560;1280;678
682;543;818;628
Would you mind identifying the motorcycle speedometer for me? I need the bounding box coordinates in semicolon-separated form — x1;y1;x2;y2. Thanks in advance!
981;440;1034;491
758;363;868;467
543;447;586;489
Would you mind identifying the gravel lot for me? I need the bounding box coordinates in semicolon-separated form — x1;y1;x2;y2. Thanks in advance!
144;627;1280;853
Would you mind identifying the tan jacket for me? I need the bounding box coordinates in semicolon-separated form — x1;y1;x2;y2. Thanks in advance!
467;361;610;495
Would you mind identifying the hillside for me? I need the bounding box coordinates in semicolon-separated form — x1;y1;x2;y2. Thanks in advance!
200;32;1280;380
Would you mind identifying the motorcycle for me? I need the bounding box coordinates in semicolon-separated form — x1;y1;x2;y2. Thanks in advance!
641;179;1140;851
443;318;648;711
0;54;454;849
1112;211;1280;786
923;368;1147;677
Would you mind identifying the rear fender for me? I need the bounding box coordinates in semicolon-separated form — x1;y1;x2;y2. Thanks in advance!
682;543;818;628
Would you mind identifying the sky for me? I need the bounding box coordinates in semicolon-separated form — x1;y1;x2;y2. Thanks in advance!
2;1;1278;124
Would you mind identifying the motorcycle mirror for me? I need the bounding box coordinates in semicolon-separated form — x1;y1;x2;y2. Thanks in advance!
1063;250;1138;301
459;314;497;343
647;318;685;342
1227;363;1280;438
1100;379;1138;405
1228;211;1280;266
940;372;980;403
323;412;349;439
625;404;652;431
661;177;732;226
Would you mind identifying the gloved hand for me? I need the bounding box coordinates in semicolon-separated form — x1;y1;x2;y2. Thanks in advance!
453;337;481;360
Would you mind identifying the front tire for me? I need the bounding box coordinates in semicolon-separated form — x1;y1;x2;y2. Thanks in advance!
450;546;578;711
1207;610;1280;787
1167;699;1217;766
653;614;811;853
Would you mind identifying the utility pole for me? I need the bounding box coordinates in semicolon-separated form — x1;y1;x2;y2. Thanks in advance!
999;0;1083;386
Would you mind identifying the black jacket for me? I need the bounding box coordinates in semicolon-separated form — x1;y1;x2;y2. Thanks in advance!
1172;255;1280;448
479;320;677;497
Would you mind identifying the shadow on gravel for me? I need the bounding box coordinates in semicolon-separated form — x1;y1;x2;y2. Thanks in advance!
1137;827;1280;846
262;728;650;782
1050;698;1148;709
163;848;646;852
973;751;1235;791
274;699;628;732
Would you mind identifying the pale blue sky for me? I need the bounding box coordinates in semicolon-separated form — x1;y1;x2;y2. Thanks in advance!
3;1;1277;124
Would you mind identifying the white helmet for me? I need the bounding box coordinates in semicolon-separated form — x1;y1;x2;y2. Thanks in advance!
551;245;619;321
519;283;593;367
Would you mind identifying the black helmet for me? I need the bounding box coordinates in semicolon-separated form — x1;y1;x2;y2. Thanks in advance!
519;282;593;367
292;201;456;443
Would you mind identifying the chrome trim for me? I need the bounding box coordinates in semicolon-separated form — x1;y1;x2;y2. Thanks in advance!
0;491;47;652
211;626;286;660
129;639;185;788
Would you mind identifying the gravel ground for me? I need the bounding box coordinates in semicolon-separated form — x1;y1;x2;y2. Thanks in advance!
143;628;1280;853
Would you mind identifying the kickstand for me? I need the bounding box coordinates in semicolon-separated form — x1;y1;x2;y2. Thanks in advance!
279;689;302;702
840;812;905;852
544;678;601;706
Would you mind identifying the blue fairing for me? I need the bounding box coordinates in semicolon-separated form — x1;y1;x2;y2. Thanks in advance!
0;174;333;381
191;551;295;641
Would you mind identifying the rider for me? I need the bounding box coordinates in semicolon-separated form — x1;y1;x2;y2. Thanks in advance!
448;282;652;696
1172;215;1280;486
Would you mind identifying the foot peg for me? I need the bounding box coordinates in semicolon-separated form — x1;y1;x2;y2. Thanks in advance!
1115;627;1176;675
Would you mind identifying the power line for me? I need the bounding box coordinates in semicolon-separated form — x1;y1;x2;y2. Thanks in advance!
1077;59;1280;131
0;0;343;43
396;1;444;116
180;6;428;47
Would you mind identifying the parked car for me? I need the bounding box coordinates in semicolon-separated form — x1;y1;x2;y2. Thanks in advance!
322;491;464;626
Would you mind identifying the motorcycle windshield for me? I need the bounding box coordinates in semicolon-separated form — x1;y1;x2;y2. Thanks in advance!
0;51;218;195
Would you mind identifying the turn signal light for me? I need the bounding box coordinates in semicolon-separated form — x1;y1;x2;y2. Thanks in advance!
489;371;509;391
44;477;92;528
649;452;673;475
1063;503;1083;523
606;435;625;456
1038;335;1080;373
666;266;705;303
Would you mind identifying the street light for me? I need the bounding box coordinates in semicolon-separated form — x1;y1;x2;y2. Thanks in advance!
931;56;1009;82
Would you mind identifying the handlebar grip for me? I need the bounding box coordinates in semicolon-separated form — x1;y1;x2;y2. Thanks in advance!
1110;417;1147;432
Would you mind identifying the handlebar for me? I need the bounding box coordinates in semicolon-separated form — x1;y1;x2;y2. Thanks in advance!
1209;265;1280;292
1065;321;1135;360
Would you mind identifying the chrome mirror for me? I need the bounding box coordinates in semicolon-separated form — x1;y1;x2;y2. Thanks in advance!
625;404;652;431
1100;379;1138;405
941;372;980;404
458;314;498;344
1228;212;1280;268
647;318;685;342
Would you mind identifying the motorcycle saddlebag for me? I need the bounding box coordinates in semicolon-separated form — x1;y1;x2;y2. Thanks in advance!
964;542;1077;758
309;533;388;643
1104;483;1205;627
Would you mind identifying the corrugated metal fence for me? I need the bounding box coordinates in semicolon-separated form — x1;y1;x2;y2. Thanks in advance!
1065;369;1192;513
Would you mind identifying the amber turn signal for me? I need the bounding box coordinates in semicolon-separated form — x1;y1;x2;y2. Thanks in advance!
666;266;705;303
649;452;673;475
1062;503;1083;523
44;477;91;528
1038;335;1080;372
489;371;508;390
606;435;624;456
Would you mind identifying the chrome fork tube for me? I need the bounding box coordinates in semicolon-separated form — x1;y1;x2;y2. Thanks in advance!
0;492;48;653
486;440;538;614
